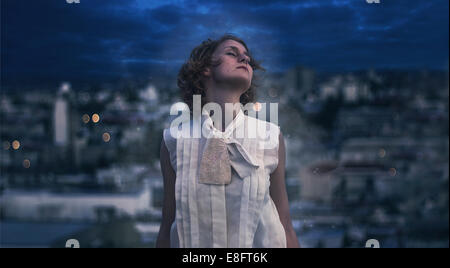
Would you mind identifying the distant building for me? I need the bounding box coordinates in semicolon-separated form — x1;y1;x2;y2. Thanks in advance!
139;84;159;103
52;82;80;168
54;97;69;146
299;160;340;203
53;82;72;146
299;160;390;205
0;182;153;222
283;66;316;104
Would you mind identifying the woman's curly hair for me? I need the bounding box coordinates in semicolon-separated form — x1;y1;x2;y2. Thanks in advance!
177;34;265;112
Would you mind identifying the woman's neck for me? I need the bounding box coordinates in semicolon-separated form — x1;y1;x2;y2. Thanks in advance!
205;87;241;132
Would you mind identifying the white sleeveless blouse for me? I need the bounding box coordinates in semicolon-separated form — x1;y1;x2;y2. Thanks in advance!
163;109;286;248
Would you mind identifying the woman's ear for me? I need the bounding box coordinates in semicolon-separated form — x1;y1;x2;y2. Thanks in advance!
203;67;211;77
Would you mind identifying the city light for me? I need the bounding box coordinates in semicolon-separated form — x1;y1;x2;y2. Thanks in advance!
60;82;71;92
253;102;262;112
389;168;397;176
23;159;31;168
3;141;10;150
102;132;111;142
12;140;20;150
268;88;278;98
92;113;100;123
82;114;90;124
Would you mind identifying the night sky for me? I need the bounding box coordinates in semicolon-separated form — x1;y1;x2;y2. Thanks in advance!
1;0;448;87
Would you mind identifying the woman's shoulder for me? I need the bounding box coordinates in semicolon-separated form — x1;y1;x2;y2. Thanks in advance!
163;117;199;140
162;126;180;170
162;125;181;153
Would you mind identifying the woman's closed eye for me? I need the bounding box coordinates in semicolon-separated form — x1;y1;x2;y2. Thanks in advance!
227;52;251;63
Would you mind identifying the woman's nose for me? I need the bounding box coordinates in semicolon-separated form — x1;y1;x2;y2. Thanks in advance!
238;55;248;64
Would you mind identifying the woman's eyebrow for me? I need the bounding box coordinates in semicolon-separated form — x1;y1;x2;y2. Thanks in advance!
224;46;250;56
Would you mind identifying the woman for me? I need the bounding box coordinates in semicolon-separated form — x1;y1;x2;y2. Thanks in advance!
156;34;300;248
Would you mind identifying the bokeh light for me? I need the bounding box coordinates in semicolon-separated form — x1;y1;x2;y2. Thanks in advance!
3;141;11;150
253;102;262;112
23;159;31;168
12;140;20;150
82;114;90;124
92;113;100;123
102;132;111;142
389;168;397;176
268;88;278;98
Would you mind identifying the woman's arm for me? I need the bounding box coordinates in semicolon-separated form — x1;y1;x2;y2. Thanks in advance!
269;131;301;248
155;139;176;248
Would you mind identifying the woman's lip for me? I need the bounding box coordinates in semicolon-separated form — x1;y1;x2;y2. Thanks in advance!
237;66;248;72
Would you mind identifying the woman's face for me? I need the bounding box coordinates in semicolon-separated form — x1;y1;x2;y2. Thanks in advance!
208;39;253;92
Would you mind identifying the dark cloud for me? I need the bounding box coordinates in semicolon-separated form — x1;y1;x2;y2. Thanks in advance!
1;0;448;87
